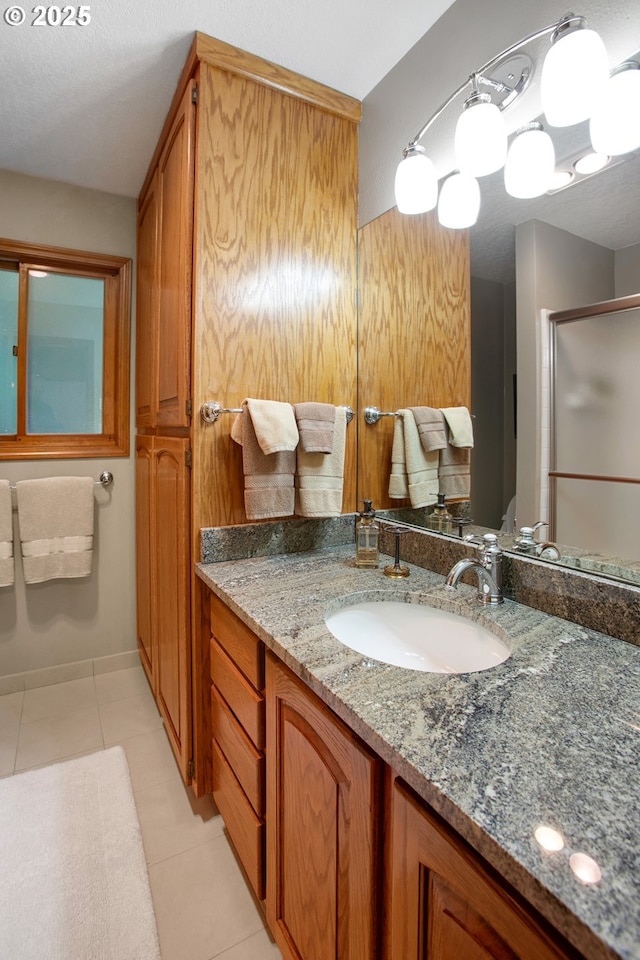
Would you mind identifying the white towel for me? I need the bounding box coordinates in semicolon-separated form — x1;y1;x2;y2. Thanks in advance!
295;407;346;517
441;406;474;448
16;477;94;584
245;399;299;454
0;480;14;588
388;410;438;508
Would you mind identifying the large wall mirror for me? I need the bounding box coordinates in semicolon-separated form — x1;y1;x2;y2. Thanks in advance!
358;80;640;587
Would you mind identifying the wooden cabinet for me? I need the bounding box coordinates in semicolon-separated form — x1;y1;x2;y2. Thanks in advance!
388;777;575;960
135;435;192;781
265;652;379;960
210;594;266;899
135;34;360;792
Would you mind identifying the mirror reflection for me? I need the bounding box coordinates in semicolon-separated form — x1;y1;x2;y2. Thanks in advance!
374;114;640;586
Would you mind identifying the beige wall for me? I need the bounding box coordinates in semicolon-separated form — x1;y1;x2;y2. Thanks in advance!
515;220;614;526
615;243;640;297
0;169;137;681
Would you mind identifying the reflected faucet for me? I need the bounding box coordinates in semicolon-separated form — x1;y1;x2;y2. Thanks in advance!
446;533;504;604
513;522;561;560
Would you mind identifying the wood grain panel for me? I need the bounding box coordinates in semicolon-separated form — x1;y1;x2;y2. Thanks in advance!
192;63;359;528
388;777;573;960
210;592;264;690
210;639;265;748
154;436;192;778
266;653;379;960
135;435;156;690
357;206;471;510
212;684;265;816
135;174;158;428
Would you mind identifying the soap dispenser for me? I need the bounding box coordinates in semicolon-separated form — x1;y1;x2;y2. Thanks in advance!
355;500;379;568
427;493;453;533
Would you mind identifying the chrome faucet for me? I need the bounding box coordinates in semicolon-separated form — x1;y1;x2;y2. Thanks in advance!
513;522;560;560
446;533;503;604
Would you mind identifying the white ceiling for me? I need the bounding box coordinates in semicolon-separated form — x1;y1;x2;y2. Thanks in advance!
0;0;454;198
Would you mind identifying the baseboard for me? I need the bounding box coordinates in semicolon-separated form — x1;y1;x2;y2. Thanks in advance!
0;649;141;695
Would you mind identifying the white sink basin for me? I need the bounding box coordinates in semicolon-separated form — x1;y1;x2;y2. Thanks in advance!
325;600;510;674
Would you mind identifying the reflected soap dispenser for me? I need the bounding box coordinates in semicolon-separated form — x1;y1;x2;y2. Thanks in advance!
355;500;379;568
428;493;453;533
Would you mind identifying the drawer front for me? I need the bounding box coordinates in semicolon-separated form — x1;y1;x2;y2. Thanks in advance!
210;638;265;749
212;684;265;817
212;738;265;900
210;593;264;690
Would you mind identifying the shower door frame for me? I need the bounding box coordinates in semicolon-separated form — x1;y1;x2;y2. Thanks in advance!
548;293;640;541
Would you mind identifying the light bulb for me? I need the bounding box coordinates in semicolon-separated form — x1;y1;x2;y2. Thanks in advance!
394;145;438;214
574;152;609;175
455;93;507;177
590;62;640;156
437;172;481;229
541;20;609;127
504;123;555;199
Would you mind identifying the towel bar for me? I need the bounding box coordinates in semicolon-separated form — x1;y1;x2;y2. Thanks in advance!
200;401;354;424
8;471;113;493
364;406;475;424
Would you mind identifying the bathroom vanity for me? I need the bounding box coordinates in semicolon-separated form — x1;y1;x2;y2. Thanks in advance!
197;542;640;960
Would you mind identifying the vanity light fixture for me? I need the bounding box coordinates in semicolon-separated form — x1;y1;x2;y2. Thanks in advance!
590;61;640;157
573;151;610;175
394;13;637;227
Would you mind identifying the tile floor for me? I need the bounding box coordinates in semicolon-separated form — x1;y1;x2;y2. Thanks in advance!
0;665;282;960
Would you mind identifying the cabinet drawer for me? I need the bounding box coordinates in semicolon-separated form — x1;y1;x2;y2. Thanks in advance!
212;684;265;817
210;593;264;690
210;639;265;749
212;738;265;901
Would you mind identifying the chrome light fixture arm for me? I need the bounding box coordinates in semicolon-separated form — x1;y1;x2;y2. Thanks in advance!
405;13;583;151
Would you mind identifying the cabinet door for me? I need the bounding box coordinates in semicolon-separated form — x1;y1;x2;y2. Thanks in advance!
154;436;192;779
135;174;159;428
135;435;156;688
266;653;379;960
389;778;571;960
156;81;195;428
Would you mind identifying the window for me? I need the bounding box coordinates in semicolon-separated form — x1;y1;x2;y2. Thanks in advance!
0;239;131;459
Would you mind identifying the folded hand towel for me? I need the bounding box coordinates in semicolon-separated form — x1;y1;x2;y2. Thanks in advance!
293;402;336;454
438;443;471;498
295;407;346;517
441;406;474;448
0;480;14;588
231;405;296;520
16;477;94;583
245;399;299;454
409;407;448;453
388;410;438;508
388;417;409;500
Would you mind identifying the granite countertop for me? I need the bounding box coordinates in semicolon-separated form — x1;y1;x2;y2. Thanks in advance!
196;544;640;960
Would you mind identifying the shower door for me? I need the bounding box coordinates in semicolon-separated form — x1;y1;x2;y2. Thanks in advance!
549;295;640;561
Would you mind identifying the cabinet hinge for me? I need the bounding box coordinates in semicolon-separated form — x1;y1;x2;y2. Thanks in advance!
185;398;192;418
188;759;195;779
185;449;192;469
191;85;198;106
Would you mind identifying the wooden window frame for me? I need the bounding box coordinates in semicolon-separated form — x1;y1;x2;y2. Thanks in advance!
0;238;131;460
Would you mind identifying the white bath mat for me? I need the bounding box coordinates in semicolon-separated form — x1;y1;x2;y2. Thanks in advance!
0;746;161;960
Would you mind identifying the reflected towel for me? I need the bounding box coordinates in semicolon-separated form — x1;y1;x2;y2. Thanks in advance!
409;407;448;453
388;411;438;508
245;398;299;454
441;406;474;448
295;407;346;517
0;480;14;587
293;402;336;454
231;405;296;520
16;477;94;583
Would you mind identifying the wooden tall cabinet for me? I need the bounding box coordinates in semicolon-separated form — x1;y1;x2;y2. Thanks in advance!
135;33;361;790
